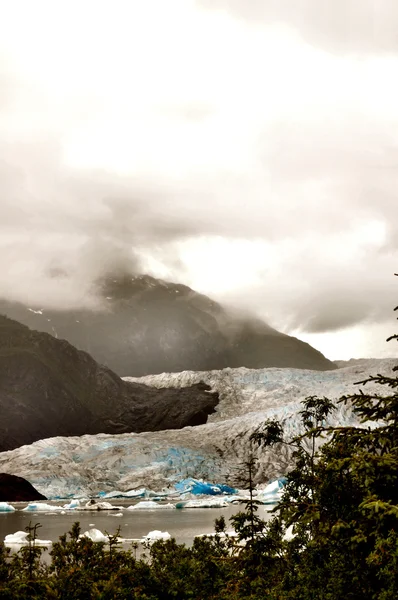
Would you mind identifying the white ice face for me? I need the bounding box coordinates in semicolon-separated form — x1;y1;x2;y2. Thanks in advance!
0;359;393;498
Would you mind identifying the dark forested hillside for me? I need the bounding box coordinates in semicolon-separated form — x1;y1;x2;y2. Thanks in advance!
0;315;219;451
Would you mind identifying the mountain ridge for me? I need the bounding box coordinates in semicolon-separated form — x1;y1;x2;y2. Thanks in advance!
0;274;335;376
0;314;219;452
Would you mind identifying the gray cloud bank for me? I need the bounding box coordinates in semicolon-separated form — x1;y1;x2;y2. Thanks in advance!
199;0;398;55
0;1;398;345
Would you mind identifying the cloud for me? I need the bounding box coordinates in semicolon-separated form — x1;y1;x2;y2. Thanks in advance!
0;0;397;353
198;0;398;55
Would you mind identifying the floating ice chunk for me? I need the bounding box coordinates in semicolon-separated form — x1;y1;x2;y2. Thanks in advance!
4;531;52;546
143;530;171;542
196;530;237;539
117;536;141;544
112;512;123;517
283;525;295;541
175;478;236;496
23;502;64;512
259;478;286;495
0;502;16;512
80;500;119;511
256;477;286;505
179;498;229;509
4;531;28;545
103;488;147;499
127;501;175;510
224;495;250;504
80;528;108;543
62;499;80;509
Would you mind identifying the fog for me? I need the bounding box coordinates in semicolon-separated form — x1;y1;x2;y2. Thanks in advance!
1;0;398;358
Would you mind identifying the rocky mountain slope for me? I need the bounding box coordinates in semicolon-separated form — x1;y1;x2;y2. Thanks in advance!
0;474;46;501
1;359;394;498
0;315;219;452
0;274;335;376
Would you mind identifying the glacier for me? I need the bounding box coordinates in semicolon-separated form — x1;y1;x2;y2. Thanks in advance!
0;501;16;512
0;360;394;499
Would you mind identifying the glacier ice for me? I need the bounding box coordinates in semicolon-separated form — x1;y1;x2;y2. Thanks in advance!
283;525;295;541
0;360;393;498
4;531;52;546
80;500;120;511
256;478;286;505
102;488;147;499
80;528;108;543
175;478;236;496
196;530;238;539
143;530;171;542
23;502;65;512
79;528;171;544
127;501;175;510
4;531;29;545
63;499;81;509
0;501;16;512
177;498;229;509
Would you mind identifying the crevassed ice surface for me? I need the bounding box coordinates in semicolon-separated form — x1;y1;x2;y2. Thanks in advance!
0;360;395;498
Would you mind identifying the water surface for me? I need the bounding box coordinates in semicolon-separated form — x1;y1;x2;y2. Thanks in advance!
0;500;275;549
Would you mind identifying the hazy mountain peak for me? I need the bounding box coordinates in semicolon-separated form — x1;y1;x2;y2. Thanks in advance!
0;274;335;376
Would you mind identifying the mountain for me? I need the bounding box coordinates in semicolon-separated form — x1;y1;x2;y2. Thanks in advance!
334;358;384;368
0;274;335;376
2;359;394;498
0;315;219;452
0;473;47;501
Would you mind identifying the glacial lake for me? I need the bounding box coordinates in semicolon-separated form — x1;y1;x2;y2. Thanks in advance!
1;500;275;551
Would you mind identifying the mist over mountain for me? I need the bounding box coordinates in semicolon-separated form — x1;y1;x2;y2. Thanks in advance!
0;274;335;376
0;315;219;452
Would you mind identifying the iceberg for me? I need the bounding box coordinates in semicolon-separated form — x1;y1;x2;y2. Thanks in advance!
196;530;237;539
177;498;229;509
175;478;236;496
4;531;52;547
256;478;286;505
80;500;120;511
102;488;147;499
143;530;171;542
283;525;295;541
80;528;108;543
62;499;81;509
22;502;64;512
0;501;16;512
224;495;250;504
127;501;175;510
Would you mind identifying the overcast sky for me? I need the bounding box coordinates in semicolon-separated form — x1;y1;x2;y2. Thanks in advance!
1;0;398;360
